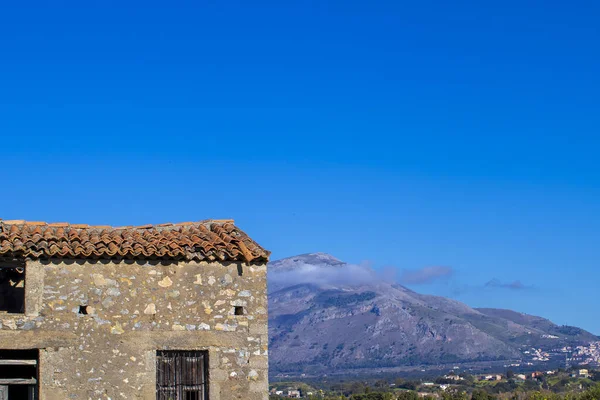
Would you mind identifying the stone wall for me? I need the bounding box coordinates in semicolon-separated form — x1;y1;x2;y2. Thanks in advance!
0;258;268;400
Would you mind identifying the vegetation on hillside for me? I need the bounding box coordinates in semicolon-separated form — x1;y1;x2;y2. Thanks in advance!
270;368;600;400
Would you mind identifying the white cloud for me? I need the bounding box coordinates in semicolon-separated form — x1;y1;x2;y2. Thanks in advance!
398;266;454;285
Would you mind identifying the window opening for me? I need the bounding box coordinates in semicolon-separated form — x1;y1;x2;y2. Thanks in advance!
0;263;25;313
157;350;208;400
0;349;38;400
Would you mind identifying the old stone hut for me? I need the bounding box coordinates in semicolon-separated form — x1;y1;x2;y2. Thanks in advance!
0;219;270;400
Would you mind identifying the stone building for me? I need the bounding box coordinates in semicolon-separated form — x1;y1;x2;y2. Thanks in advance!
0;219;270;400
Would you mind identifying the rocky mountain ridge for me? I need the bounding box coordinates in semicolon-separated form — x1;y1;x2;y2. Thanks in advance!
268;253;598;376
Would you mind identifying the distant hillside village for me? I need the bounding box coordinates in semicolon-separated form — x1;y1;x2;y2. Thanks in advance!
269;366;600;399
501;341;600;368
568;342;600;365
523;341;600;365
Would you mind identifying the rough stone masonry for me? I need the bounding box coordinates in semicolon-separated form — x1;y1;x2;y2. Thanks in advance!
0;219;270;400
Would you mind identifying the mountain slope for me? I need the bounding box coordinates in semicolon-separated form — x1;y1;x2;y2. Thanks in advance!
268;253;598;375
475;308;598;344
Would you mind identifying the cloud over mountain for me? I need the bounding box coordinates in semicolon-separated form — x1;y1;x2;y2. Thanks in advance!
485;278;532;290
269;253;456;291
399;266;454;284
268;260;379;290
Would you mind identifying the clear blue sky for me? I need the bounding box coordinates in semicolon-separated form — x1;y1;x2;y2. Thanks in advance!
1;1;599;334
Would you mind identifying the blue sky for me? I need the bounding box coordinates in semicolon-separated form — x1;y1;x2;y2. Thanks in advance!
1;1;599;333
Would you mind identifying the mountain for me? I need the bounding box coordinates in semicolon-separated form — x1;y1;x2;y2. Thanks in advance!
268;253;598;376
269;252;345;272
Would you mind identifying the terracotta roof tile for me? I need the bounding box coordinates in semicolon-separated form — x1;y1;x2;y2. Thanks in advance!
0;219;269;263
